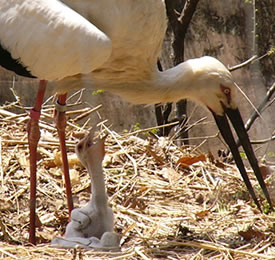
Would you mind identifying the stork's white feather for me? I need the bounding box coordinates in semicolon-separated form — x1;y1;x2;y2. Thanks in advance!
0;0;111;80
1;0;236;115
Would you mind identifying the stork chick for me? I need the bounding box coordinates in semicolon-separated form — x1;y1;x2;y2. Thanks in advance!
52;134;120;251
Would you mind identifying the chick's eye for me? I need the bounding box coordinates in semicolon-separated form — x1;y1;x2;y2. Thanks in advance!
77;144;83;152
87;140;93;148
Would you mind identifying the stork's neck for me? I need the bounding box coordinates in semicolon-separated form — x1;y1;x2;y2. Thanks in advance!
152;63;195;103
86;158;108;208
57;56;232;106
95;61;196;105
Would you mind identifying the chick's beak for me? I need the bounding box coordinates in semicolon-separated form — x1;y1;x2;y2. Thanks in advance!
211;107;273;212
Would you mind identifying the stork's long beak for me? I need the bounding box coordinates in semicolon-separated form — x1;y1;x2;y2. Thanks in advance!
211;107;273;212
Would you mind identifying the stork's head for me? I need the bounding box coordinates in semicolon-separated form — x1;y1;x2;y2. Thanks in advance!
188;56;237;115
186;56;273;211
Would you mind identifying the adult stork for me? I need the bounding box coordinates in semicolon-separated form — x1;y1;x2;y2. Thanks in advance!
0;0;273;244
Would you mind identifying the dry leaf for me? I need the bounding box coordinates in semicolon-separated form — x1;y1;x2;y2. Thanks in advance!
139;185;148;193
207;151;227;169
146;145;165;165
54;151;62;167
17;153;28;168
239;226;266;240
43;158;57;168
71;131;86;139
35;214;42;228
259;165;270;179
177;154;206;167
195;194;204;204
195;210;209;219
68;154;82;168
214;160;227;169
54;152;82;168
48;168;62;177
208;151;215;164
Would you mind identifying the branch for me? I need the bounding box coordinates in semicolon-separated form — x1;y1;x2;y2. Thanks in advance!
235;82;275;148
250;135;275;145
165;0;200;65
229;50;272;72
245;82;275;132
177;0;200;25
229;55;258;72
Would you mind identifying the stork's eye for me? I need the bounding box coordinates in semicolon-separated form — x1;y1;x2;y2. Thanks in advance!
223;88;230;95
220;85;231;104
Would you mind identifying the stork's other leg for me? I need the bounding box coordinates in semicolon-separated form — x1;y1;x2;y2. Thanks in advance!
55;94;74;216
27;80;47;245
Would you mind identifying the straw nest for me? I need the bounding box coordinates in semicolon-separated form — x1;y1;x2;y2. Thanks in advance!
0;93;274;259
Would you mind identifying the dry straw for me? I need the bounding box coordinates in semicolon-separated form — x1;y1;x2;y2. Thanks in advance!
0;92;274;259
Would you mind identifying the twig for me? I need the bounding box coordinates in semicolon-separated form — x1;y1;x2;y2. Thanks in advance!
229;55;258;71
1;139;76;148
155;240;274;259
262;97;275;111
72;104;102;122
134;247;150;260
123;121;179;137
0;246;18;259
244;82;275;132
177;0;200;25
229;50;272;72
0;219;20;245
0;138;3;187
42;94;54;106
102;124;138;196
250;135;275;145
66;88;84;103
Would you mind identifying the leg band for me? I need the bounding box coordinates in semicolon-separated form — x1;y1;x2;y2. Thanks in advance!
29;109;41;120
55;101;67;113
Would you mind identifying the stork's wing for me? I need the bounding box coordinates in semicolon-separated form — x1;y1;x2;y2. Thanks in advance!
0;0;111;80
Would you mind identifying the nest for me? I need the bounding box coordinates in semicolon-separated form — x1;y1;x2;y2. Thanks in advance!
0;94;274;259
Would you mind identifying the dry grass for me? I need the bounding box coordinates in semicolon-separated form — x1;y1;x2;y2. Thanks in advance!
0;96;274;259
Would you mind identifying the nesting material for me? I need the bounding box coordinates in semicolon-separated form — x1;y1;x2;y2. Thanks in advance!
0;99;274;259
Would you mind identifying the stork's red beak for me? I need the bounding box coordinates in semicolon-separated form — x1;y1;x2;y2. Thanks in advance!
211;107;273;212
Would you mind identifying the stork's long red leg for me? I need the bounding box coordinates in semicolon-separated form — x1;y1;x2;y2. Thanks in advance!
55;94;74;215
27;80;47;245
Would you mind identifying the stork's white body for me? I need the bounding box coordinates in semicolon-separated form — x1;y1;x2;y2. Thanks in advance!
0;0;112;80
0;0;166;81
0;0;234;114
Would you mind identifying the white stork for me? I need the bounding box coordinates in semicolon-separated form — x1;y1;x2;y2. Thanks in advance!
0;0;273;244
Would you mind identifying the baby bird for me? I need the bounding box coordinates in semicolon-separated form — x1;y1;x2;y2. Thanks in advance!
52;133;120;251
